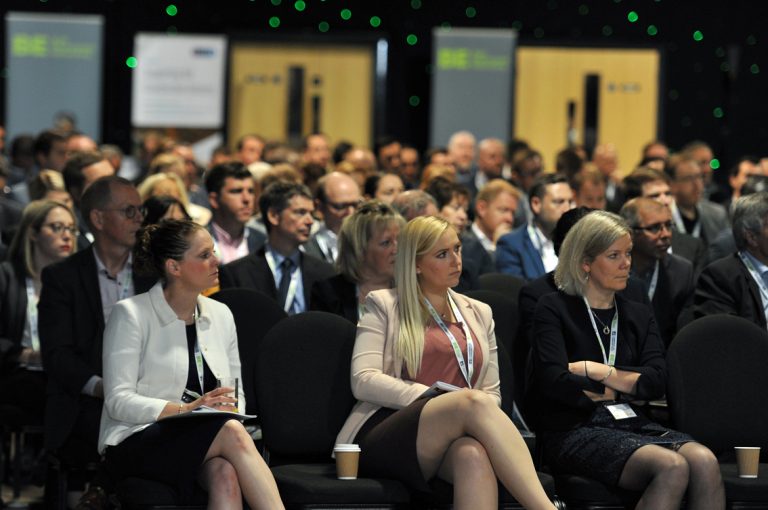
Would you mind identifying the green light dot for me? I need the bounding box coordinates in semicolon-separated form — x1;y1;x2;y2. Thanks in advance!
713;108;724;119
512;20;523;30
534;27;545;38
578;4;589;15
410;0;422;8
627;11;638;23
125;57;138;69
406;34;418;46
715;47;725;58
270;0;281;5
466;6;477;18
647;25;658;36
710;158;721;170
440;22;452;30
318;21;329;32
165;4;178;16
409;95;420;107
340;9;352;20
294;0;305;11
369;16;381;28
669;89;679;101
269;16;281;28
602;25;613;36
693;30;703;42
751;64;760;74
747;35;757;46
720;62;730;72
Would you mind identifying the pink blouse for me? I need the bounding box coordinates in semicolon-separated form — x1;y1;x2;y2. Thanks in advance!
407;320;483;388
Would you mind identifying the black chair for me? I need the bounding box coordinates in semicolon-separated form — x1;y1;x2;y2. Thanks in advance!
667;314;768;508
210;287;288;415
0;405;44;507
115;289;286;510
255;312;410;509
477;273;526;302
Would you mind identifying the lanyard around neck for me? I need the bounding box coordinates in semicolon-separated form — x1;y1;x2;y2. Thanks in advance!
647;259;660;302
424;294;475;387
25;278;40;352
583;296;618;366
190;306;205;394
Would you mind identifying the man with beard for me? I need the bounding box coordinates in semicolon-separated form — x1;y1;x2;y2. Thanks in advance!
496;173;574;280
621;198;694;346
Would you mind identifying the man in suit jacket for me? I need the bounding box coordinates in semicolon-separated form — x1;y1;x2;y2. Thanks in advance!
496;173;575;280
666;154;729;246
304;172;361;265
693;192;768;329
205;161;266;263
39;176;155;504
467;179;521;265
621;198;695;345
219;181;334;314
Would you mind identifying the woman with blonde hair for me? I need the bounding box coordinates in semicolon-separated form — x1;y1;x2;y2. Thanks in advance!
529;210;723;509
0;200;78;419
311;200;405;323
138;171;211;226
28;169;74;211
336;216;556;509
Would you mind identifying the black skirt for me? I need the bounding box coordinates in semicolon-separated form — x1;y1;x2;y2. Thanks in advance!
541;404;695;487
354;397;432;493
105;414;237;503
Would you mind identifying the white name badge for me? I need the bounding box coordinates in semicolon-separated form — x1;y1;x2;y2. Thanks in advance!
605;403;637;420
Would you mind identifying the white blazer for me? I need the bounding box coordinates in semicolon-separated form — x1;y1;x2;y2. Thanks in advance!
98;282;244;453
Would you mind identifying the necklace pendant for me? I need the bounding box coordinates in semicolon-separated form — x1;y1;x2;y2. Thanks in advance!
603;326;610;335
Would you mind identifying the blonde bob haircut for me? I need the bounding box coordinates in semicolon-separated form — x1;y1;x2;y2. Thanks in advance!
8;200;77;278
395;215;454;376
554;210;630;296
137;172;191;208
336;200;405;283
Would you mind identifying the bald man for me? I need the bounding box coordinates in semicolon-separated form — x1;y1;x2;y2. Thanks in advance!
305;171;362;264
469;137;507;198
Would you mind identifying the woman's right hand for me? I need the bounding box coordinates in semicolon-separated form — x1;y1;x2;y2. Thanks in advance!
189;387;238;411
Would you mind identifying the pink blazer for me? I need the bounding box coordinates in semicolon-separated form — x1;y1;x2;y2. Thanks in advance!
335;288;501;445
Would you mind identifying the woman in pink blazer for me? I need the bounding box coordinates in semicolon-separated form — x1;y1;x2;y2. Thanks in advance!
336;216;555;510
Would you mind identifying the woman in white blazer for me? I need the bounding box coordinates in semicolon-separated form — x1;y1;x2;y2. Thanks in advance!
99;219;284;509
336;216;555;510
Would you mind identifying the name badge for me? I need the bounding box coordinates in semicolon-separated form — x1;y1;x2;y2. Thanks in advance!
605;403;637;420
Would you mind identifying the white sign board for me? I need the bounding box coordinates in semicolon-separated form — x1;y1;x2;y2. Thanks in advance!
132;33;226;128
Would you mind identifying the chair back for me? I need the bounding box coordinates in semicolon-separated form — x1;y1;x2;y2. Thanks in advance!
210;288;287;415
255;312;357;464
667;314;768;456
477;272;526;302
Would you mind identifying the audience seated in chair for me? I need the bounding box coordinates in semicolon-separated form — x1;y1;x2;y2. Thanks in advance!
311;200;404;324
528;211;724;509
219;181;334;314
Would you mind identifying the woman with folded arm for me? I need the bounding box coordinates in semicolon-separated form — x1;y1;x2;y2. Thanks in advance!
336;215;556;510
99;219;283;509
529;210;723;509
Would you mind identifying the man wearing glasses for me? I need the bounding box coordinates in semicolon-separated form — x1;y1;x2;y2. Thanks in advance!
305;172;362;264
39;175;156;508
665;153;729;247
621;197;694;347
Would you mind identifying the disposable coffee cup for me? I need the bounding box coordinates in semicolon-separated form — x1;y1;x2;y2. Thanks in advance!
735;447;760;478
333;443;361;480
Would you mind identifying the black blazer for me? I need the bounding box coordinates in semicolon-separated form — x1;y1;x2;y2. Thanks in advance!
529;292;666;431
218;246;335;310
310;273;358;323
0;261;27;371
648;254;694;346
693;253;766;329
456;231;495;292
671;230;706;276
39;247;155;450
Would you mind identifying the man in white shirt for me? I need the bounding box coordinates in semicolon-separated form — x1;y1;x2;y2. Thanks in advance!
305;172;362;264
